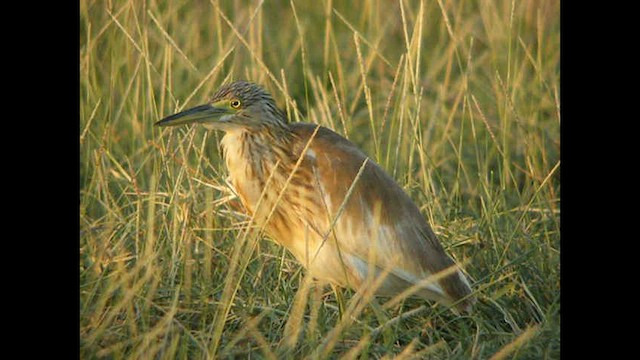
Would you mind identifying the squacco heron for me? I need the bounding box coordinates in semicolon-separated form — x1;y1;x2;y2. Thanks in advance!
156;81;474;314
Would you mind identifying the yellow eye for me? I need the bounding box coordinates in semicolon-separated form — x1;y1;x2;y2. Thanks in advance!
230;99;241;109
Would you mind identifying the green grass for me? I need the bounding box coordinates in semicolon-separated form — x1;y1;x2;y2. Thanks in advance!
80;0;560;358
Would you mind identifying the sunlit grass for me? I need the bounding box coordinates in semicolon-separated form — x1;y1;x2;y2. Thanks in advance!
80;0;559;358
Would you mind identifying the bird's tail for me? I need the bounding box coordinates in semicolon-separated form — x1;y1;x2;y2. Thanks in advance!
440;267;475;314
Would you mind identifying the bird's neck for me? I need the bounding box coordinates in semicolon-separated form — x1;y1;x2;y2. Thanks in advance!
220;128;295;214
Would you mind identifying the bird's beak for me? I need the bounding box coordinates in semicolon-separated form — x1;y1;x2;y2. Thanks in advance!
155;104;230;127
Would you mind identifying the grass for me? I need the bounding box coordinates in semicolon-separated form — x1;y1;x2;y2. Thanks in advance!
80;0;560;358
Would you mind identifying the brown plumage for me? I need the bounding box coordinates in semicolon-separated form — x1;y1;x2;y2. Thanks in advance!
156;80;474;313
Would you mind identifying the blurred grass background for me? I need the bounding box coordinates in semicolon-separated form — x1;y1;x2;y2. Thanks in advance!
80;0;560;358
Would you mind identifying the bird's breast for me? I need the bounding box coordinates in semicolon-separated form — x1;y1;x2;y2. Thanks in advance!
221;131;309;229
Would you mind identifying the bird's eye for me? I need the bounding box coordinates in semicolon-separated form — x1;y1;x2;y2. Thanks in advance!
230;99;241;109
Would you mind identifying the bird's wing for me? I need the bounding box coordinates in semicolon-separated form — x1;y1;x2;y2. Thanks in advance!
290;123;472;307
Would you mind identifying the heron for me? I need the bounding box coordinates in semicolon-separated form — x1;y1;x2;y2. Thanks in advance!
156;80;474;314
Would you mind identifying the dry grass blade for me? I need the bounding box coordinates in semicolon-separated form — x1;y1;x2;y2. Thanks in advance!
282;274;314;349
489;325;540;360
80;97;101;145
332;8;392;68
354;33;379;160
148;10;199;74
106;9;158;75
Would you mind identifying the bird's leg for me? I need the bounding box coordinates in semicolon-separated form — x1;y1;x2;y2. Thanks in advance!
330;284;346;320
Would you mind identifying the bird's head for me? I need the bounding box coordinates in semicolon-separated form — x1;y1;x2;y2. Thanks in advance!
155;81;287;132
